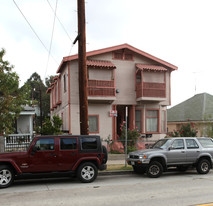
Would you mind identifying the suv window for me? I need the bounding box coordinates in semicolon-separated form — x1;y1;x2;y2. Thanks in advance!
35;139;55;151
198;139;213;148
171;139;184;149
81;138;97;150
60;138;77;150
186;139;199;149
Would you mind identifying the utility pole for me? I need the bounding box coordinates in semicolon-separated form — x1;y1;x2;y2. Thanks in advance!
77;0;89;135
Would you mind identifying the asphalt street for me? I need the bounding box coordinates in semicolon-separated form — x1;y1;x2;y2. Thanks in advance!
1;170;213;206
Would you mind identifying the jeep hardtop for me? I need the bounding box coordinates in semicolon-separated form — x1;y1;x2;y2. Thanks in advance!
0;135;107;188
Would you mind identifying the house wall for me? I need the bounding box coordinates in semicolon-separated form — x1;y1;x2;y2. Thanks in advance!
50;48;174;141
17;115;33;134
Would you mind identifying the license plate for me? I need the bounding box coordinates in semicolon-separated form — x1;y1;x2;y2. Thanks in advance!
131;161;135;165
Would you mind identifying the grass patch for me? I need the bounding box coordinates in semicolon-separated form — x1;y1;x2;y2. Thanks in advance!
106;164;132;171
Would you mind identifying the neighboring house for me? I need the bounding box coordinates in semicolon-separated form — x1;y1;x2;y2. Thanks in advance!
167;93;213;137
16;105;35;136
47;44;177;142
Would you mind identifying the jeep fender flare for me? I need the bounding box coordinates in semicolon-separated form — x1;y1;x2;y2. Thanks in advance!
72;157;101;171
0;159;22;174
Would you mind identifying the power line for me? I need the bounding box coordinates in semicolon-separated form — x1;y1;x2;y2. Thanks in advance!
46;0;73;43
44;0;58;80
13;0;59;65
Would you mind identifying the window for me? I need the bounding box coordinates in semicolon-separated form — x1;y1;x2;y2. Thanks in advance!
146;110;159;132
135;110;142;132
60;138;77;150
81;138;97;150
88;115;99;133
186;139;199;149
171;139;184;149
113;50;133;60
35;139;55;151
161;110;166;133
198;138;213;148
63;74;67;93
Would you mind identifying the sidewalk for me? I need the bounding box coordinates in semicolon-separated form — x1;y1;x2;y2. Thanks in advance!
107;154;126;165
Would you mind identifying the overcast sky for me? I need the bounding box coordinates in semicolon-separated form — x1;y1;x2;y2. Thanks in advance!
1;0;213;107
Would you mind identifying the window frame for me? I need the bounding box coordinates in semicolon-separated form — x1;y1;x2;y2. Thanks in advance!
135;108;143;133
146;109;160;133
88;115;99;133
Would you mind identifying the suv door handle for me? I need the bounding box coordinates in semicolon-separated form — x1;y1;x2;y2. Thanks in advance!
181;151;185;153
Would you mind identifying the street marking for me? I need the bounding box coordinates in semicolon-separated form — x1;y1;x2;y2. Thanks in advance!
194;203;213;206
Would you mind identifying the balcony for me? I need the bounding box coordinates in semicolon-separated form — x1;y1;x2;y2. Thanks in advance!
136;82;166;102
88;80;116;103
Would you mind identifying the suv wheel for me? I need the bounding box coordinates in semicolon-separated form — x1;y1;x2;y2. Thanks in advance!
146;161;163;178
196;159;210;174
77;162;98;183
0;165;14;188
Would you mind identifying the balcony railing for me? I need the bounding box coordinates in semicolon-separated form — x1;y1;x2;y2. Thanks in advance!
88;80;115;96
136;82;166;99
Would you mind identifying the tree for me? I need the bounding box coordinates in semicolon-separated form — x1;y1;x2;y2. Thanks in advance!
21;72;51;130
41;115;62;135
0;48;28;135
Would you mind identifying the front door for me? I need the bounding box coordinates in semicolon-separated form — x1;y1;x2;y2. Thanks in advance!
28;138;59;172
167;139;187;164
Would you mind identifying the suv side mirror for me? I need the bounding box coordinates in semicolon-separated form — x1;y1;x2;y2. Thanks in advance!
31;146;39;155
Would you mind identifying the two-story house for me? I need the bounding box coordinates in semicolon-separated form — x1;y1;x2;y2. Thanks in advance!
47;44;177;142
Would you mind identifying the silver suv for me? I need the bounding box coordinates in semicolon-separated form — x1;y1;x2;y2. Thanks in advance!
127;137;213;178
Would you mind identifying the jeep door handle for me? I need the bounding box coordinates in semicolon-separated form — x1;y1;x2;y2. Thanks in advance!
50;153;57;157
70;153;76;156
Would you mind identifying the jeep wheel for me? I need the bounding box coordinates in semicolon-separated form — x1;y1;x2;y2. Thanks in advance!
196;159;210;174
0;165;14;188
146;161;163;178
77;162;98;183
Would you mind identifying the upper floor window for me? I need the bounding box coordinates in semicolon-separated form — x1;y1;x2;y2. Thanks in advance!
113;50;133;61
63;74;67;93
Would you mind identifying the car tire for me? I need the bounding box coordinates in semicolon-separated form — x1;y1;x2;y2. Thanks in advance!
0;165;14;188
196;159;210;174
133;166;146;174
146;161;163;178
77;162;98;183
102;146;108;164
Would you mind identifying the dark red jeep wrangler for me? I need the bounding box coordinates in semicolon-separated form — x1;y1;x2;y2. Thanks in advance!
0;135;107;188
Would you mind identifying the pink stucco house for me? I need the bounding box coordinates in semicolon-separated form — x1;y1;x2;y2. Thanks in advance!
47;44;177;143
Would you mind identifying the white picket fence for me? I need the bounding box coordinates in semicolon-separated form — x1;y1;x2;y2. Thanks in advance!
4;134;33;152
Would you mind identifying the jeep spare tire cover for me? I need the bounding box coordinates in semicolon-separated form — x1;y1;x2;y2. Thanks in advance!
102;145;108;164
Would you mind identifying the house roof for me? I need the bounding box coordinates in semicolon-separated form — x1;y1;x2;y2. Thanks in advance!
136;64;167;72
57;43;178;73
87;60;116;69
167;93;213;122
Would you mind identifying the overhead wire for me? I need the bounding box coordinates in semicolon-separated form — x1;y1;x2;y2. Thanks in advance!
12;0;59;66
44;0;58;80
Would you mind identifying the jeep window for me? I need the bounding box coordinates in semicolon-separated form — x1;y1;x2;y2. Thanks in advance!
186;139;199;149
198;139;213;148
171;139;184;149
81;138;97;150
35;139;55;151
152;139;172;149
60;138;77;150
